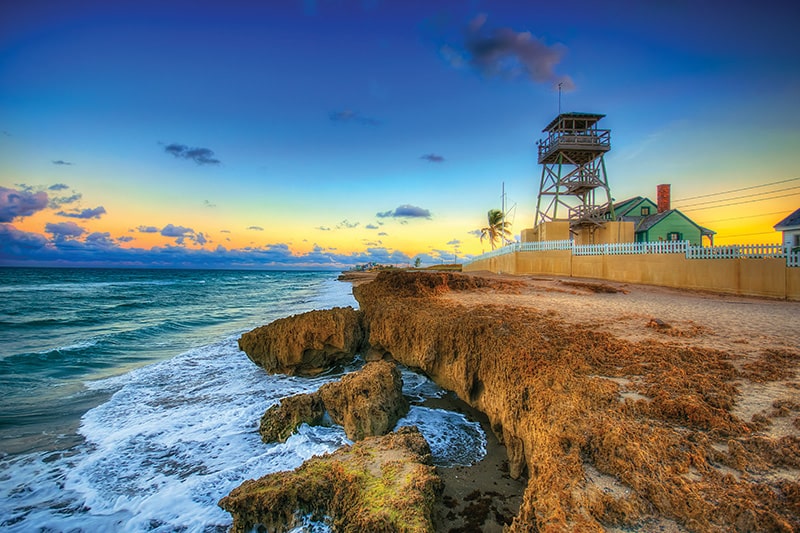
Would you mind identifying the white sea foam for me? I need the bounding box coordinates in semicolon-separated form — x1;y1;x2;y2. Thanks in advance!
396;406;487;467
1;274;487;532
2;340;351;532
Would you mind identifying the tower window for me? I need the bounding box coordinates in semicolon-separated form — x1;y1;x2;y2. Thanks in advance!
640;206;651;216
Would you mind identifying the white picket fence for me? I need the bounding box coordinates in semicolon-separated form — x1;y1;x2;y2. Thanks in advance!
465;240;800;267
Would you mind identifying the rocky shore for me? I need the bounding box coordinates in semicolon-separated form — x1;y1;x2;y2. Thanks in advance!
222;270;800;532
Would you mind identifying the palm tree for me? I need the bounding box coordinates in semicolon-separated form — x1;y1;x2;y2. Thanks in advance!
479;209;512;250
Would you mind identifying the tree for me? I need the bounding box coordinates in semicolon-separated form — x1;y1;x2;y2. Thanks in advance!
414;257;421;268
479;209;512;250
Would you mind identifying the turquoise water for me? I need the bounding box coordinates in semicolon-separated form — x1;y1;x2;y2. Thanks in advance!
0;268;486;532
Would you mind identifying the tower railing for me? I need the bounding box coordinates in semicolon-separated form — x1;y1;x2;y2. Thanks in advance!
537;129;610;160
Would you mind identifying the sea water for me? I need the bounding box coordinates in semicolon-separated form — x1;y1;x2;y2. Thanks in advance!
0;268;485;532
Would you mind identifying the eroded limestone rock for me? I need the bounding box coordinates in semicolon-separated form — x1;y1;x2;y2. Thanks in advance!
319;359;409;441
219;426;441;533
238;306;363;376
259;360;409;443
259;393;325;443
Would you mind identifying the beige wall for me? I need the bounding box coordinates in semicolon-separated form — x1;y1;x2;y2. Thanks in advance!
464;250;800;301
521;222;570;242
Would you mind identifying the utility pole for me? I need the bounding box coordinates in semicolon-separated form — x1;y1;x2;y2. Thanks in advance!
501;181;506;246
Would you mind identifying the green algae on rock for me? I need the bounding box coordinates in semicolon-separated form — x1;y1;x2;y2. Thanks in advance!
219;426;441;533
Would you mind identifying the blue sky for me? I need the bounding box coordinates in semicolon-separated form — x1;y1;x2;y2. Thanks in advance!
2;0;799;268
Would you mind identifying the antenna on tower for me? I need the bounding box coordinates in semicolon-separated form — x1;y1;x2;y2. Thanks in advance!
558;82;563;115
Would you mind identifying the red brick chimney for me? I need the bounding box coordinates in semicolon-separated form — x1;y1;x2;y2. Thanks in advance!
657;184;671;213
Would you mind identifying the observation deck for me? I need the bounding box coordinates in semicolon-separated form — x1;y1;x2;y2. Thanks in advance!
537;112;610;165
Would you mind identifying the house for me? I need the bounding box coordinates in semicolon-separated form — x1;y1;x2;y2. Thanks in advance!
603;185;715;246
774;208;800;251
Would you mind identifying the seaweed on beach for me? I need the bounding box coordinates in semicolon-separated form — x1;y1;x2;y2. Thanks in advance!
352;271;800;532
740;349;800;383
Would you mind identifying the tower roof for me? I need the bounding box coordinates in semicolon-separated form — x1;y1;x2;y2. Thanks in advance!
542;112;606;132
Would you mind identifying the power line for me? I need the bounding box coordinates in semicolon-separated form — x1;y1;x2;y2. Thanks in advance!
680;192;800;212
673;177;800;204
714;231;779;239
695;210;789;224
676;185;800;209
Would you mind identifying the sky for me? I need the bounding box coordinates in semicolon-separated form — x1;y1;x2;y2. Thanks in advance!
1;0;799;269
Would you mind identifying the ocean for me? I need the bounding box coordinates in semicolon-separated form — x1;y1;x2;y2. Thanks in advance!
0;268;486;532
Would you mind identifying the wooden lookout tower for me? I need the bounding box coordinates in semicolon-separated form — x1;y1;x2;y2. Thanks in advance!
534;112;614;234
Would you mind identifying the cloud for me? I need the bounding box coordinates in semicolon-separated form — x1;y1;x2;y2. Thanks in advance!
0;225;422;270
164;143;221;165
376;204;432;219
203;200;217;208
421;153;445;163
446;14;574;89
447;239;462;246
117;235;135;242
52;160;74;166
248;226;264;231
316;226;331;231
49;183;70;191
194;232;207;246
468;229;483;238
365;224;379;230
220;229;231;233
378;232;388;236
329;109;381;126
85;232;116;248
45;221;85;239
138;225;159;233
336;219;360;229
161;224;194;237
0;186;49;222
0;224;49;254
57;206;107;219
48;192;82;209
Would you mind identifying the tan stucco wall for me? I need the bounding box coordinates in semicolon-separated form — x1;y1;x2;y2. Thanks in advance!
573;222;635;245
521;222;570;243
464;250;800;300
786;267;800;301
516;250;572;276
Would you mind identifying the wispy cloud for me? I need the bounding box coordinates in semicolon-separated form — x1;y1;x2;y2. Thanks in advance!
163;143;221;165
329;109;381;126
49;183;69;191
48;192;82;209
0;186;49;222
52;160;74;166
443;14;574;89
420;153;445;163
316;226;331;231
376;204;432;219
247;226;264;231
57;206;106;219
203;200;217;208
137;225;159;233
336;219;360;229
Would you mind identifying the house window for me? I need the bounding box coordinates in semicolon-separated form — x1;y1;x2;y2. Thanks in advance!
640;206;651;216
667;232;682;241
